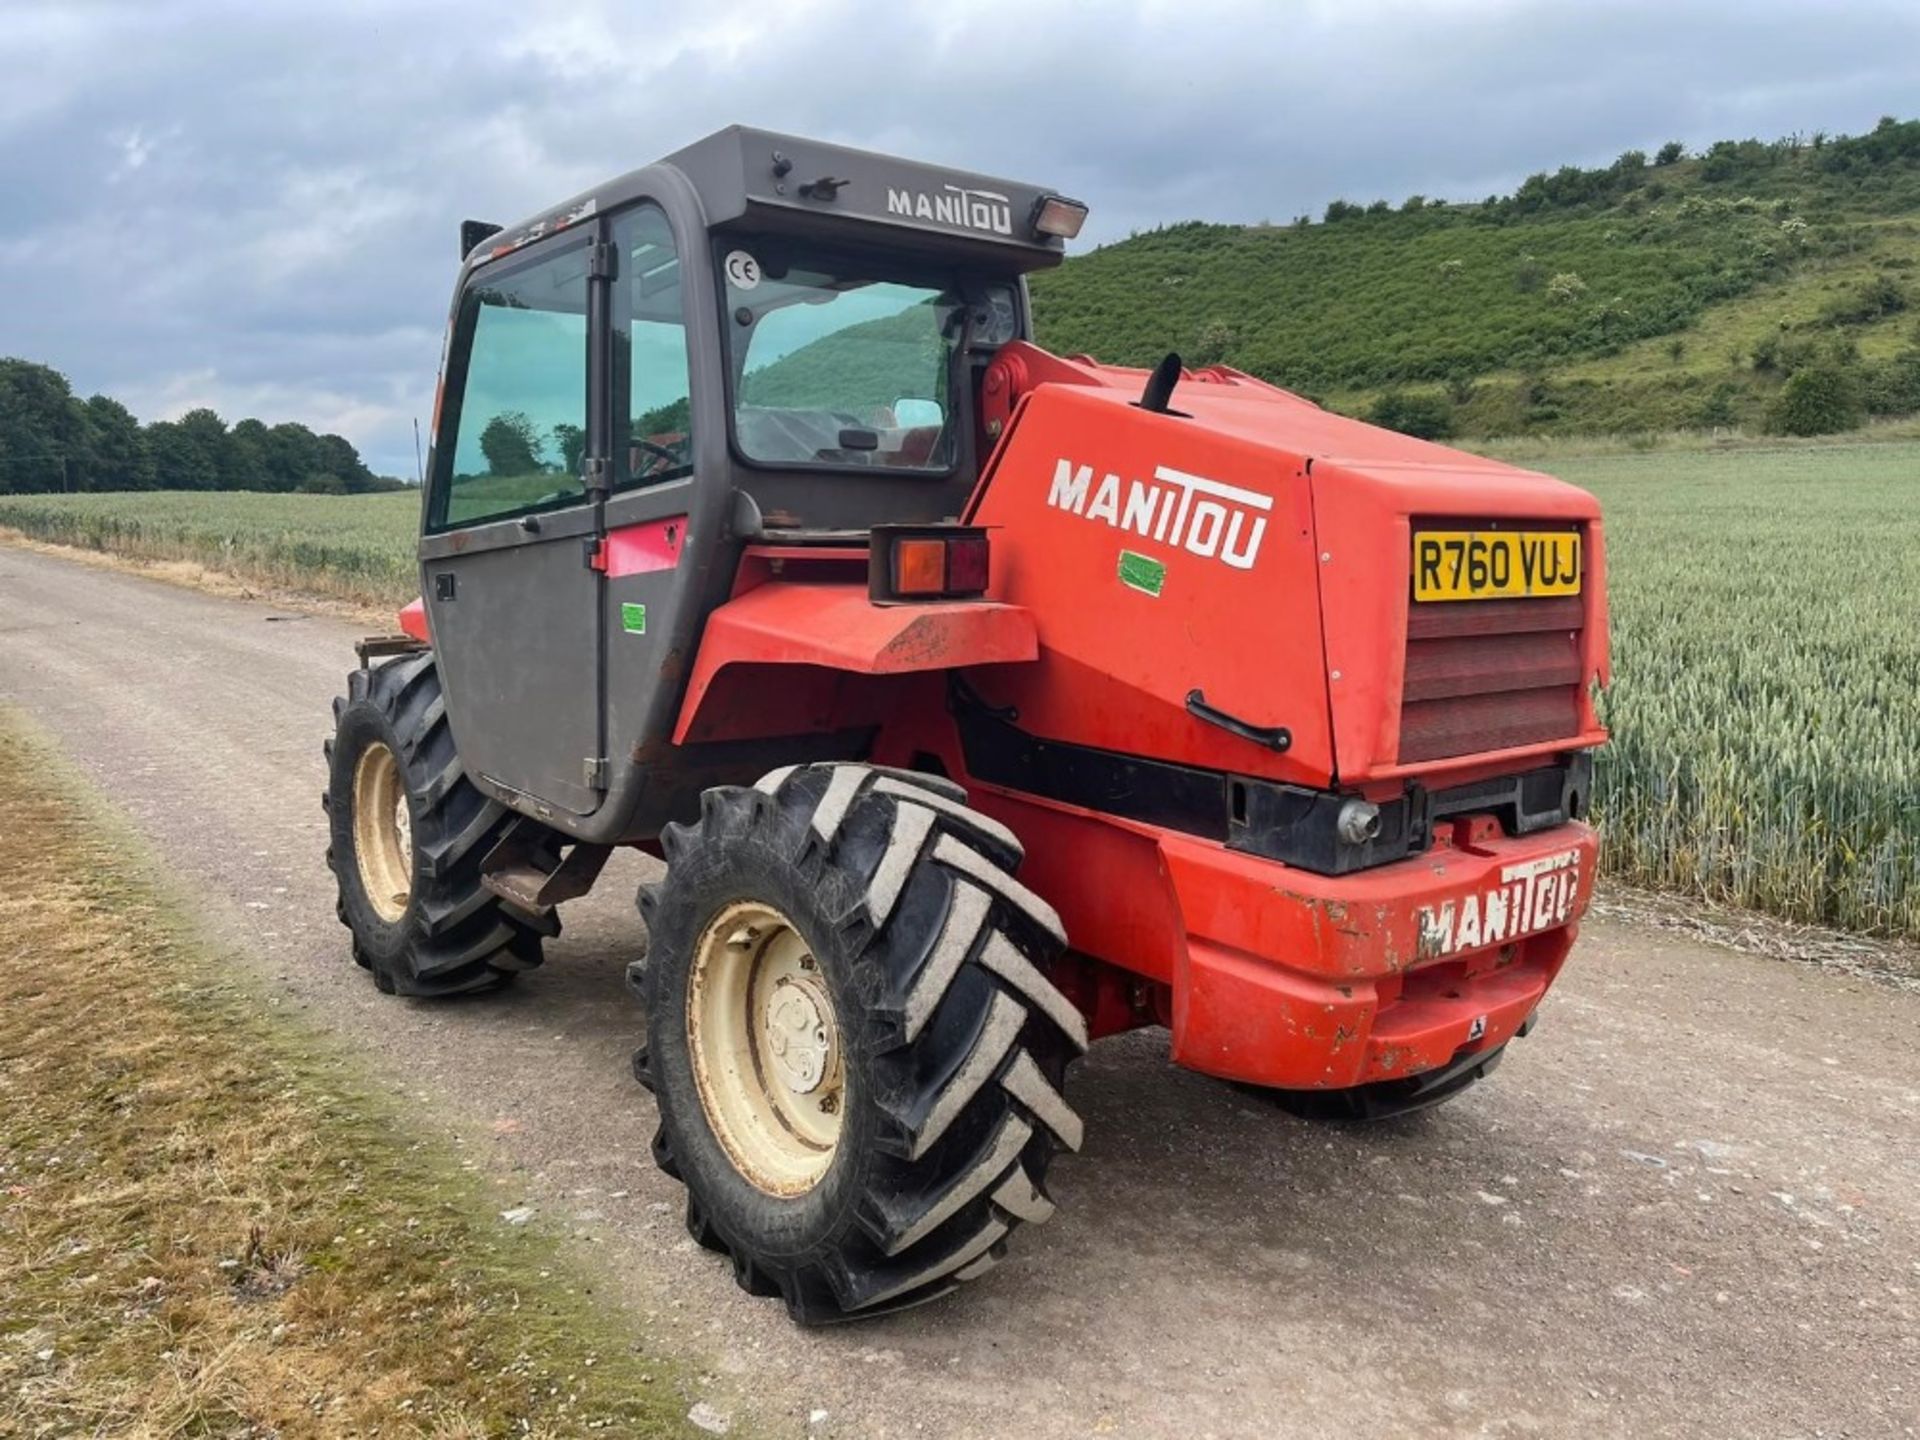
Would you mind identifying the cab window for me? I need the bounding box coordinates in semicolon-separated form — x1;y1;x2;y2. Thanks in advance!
612;204;695;489
430;241;590;530
721;240;961;472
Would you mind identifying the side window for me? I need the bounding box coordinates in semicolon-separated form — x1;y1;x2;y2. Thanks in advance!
431;242;590;530
611;205;694;489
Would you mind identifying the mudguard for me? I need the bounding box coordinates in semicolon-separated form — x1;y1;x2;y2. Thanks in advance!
672;582;1037;745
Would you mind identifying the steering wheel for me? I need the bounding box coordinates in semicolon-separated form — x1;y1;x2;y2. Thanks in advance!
633;437;686;475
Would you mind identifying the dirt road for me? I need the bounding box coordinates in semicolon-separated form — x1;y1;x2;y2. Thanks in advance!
2;543;1914;1440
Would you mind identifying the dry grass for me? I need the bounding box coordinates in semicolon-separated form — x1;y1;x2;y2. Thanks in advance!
0;715;701;1438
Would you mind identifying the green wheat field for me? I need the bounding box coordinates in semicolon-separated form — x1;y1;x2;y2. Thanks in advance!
3;440;1916;939
0;489;422;603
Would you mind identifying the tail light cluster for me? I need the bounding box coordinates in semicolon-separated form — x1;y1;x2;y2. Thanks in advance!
869;525;991;602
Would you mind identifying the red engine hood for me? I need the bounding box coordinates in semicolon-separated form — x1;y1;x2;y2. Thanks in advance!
965;346;1609;791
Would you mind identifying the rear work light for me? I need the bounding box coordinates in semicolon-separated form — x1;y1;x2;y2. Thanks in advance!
869;525;991;602
1031;194;1089;240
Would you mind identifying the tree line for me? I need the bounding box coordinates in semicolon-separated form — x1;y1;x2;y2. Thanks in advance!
0;356;403;495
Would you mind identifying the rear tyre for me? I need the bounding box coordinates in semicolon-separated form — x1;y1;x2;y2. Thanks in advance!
1255;1042;1508;1122
633;763;1087;1323
324;652;554;996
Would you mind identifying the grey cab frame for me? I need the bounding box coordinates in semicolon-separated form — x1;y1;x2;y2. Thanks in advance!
418;129;1064;848
421;166;729;845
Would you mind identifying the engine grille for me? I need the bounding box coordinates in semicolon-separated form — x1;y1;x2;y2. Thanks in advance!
1398;594;1584;764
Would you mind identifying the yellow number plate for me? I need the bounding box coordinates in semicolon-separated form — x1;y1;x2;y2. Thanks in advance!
1413;530;1581;602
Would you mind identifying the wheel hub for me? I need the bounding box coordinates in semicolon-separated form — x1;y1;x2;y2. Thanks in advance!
687;901;846;1196
764;975;834;1094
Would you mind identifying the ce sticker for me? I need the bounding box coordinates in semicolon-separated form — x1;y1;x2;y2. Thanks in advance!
724;250;762;290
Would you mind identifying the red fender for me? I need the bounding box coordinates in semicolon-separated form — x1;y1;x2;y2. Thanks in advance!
673;582;1036;745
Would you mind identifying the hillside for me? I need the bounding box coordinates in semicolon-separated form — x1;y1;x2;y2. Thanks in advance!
1030;119;1920;438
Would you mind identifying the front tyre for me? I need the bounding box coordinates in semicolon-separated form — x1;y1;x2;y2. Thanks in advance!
635;763;1087;1323
324;652;553;995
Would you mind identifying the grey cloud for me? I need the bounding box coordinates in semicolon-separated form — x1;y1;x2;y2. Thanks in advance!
3;0;1917;475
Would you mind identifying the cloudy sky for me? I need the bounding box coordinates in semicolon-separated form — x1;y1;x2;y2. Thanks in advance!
4;0;1918;477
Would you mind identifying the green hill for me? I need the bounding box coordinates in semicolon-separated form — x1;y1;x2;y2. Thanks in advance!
1030;119;1920;438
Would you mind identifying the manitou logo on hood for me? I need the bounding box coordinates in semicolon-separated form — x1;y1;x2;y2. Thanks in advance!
1047;458;1272;571
1416;848;1585;960
886;184;1013;236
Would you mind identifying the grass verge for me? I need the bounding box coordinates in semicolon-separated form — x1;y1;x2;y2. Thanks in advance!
0;711;705;1438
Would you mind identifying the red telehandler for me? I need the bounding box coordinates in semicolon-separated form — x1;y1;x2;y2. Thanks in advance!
325;127;1609;1322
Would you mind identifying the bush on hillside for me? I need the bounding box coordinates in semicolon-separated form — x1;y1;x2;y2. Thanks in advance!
1751;332;1833;376
1820;274;1908;325
1190;320;1237;366
1695;380;1746;428
1369;391;1456;440
1546;272;1589;304
1765;364;1864;435
1864;348;1920;415
1519;372;1563;424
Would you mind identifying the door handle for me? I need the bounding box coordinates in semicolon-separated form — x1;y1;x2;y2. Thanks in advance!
434;572;456;601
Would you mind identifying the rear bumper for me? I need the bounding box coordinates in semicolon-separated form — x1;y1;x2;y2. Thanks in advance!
1160;822;1598;1088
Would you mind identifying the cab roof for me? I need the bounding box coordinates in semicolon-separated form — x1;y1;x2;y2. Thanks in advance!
466;125;1077;274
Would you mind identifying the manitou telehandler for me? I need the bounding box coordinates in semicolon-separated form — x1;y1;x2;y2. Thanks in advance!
325;126;1609;1323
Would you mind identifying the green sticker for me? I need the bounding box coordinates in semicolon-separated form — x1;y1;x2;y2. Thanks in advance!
621;602;647;634
1117;550;1166;597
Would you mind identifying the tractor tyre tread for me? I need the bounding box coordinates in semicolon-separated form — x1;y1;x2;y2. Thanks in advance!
325;651;554;996
637;762;1084;1324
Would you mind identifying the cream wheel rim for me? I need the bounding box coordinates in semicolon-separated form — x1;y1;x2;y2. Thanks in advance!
687;901;845;1196
352;741;413;924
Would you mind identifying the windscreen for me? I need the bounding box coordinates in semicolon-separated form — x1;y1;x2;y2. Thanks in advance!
720;241;962;472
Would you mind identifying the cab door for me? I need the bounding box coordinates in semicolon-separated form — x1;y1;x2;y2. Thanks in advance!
419;228;609;816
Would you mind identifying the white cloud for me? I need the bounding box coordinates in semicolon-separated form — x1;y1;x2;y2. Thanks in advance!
112;126;153;177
